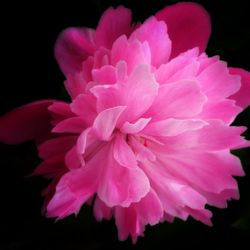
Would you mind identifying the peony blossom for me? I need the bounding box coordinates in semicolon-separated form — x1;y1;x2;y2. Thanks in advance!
0;2;250;243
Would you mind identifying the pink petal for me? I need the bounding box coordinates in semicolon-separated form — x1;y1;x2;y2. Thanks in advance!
113;133;137;168
156;2;211;58
91;65;159;122
64;72;87;99
229;68;250;108
32;155;66;178
130;16;171;67
121;117;151;134
158;152;240;194
52;117;87;133
46;142;107;218
92;65;117;84
199;99;242;124
143;118;207;137
115;206;142;243
70;94;97;126
95;6;132;49
155;48;199;84
93;106;127;141
38;136;77;159
146;80;206;120
197;61;241;101
98;143;150;207
0;100;53;144
111;35;151;74
54;27;95;76
93;197;113;221
134;189;163;225
163;120;249;151
65;146;82;169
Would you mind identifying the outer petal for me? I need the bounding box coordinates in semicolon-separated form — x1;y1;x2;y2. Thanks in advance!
95;6;132;49
229;68;250;108
0;100;54;144
54;27;95;76
156;2;211;58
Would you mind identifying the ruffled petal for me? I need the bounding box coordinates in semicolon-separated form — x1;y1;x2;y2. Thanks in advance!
156;2;211;58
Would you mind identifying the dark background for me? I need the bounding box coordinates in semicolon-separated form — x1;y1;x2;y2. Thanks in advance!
1;0;250;249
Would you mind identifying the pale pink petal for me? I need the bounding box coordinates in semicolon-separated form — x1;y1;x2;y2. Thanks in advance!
130;16;171;67
197;61;241;101
54;27;95;76
121;117;151;134
143;118;207;137
155;48;199;84
158;152;240;194
163;120;248;151
95;6;132;49
146;80;206;120
185;207;212;225
93;106;127;141
156;2;211;58
52;117;87;133
229;67;250;108
0;100;53;144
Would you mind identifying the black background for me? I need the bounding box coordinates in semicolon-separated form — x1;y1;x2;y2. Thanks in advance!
1;0;250;249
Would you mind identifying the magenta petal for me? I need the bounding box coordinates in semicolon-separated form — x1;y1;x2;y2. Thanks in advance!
54;27;95;76
96;6;132;49
156;2;211;58
229;68;250;108
0;100;54;144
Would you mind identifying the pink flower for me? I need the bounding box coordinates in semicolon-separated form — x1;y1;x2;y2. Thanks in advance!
0;2;250;243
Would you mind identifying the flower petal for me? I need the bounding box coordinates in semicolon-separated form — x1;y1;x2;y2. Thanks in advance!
54;27;95;76
146;80;206;120
98;142;150;207
0;100;53;144
143;118;207;137
156;2;211;58
229;68;250;108
93;106;127;141
96;6;132;49
130;16;171;66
